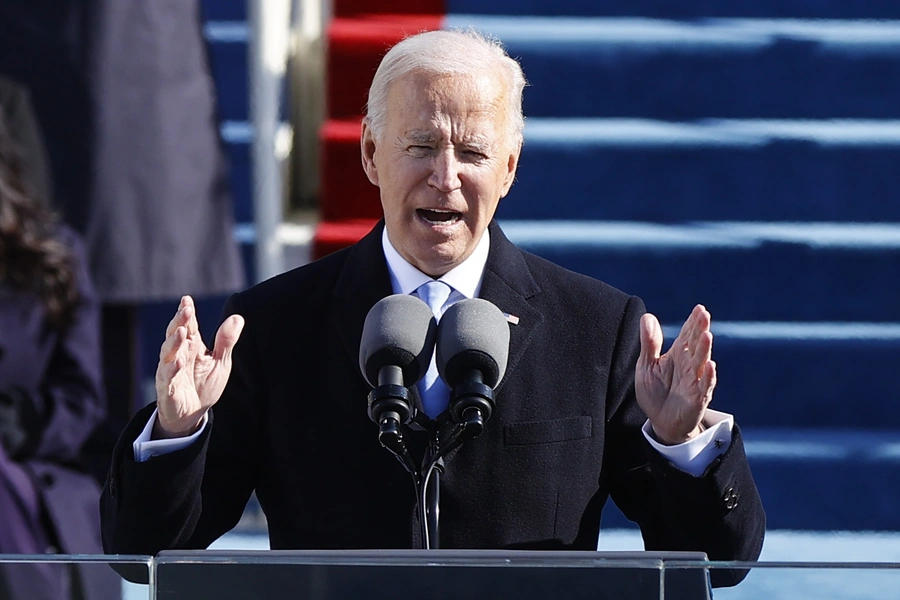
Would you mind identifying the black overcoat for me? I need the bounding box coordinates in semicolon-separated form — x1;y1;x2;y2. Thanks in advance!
102;222;765;587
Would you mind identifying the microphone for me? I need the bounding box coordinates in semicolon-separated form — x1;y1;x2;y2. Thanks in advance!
436;298;510;438
359;294;437;453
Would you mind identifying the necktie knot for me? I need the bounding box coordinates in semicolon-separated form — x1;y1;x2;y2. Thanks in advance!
415;280;452;319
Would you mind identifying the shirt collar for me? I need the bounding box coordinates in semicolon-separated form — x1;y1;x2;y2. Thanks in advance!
382;227;490;300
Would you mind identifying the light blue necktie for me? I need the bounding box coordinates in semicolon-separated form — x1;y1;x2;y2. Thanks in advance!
415;280;453;417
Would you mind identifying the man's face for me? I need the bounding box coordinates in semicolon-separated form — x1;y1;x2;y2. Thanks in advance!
361;70;521;277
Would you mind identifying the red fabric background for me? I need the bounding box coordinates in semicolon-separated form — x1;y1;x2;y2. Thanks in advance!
315;10;444;258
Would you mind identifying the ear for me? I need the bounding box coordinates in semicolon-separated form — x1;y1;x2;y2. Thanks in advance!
499;140;522;198
360;119;379;186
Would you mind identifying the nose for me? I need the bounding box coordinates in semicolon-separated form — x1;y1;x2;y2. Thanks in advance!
427;148;461;193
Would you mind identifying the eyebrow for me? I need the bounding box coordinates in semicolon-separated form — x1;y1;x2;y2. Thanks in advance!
461;137;491;151
401;130;495;153
404;131;437;144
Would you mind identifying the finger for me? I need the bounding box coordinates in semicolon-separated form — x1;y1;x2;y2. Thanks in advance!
638;313;663;364
165;301;190;338
159;325;188;363
690;329;713;369
212;315;246;362
180;296;200;340
695;305;711;339
699;360;717;406
682;304;710;344
676;305;711;362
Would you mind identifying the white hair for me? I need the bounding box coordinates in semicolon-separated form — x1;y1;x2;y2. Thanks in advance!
364;29;527;149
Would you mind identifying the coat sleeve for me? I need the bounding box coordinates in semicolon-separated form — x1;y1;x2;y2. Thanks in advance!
603;295;766;588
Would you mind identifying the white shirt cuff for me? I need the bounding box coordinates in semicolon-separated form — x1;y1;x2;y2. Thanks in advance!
641;409;734;477
133;408;209;463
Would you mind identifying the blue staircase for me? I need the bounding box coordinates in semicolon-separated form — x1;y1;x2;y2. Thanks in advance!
198;1;900;532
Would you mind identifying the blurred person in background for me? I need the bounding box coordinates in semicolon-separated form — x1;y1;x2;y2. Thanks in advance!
0;0;246;498
0;110;118;598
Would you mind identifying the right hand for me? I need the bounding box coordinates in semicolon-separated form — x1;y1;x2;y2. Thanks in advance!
153;296;245;439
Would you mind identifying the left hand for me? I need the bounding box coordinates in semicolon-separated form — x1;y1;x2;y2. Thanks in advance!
635;304;717;445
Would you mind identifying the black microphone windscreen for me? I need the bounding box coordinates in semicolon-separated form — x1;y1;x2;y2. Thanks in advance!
436;298;510;389
359;294;437;387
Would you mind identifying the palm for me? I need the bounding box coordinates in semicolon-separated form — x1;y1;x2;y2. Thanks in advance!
168;339;219;411
635;306;716;445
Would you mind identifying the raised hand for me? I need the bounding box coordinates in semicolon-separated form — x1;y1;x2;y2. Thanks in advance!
634;304;717;445
153;296;245;439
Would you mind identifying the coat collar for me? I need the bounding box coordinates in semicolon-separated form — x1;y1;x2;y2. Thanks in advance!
332;220;544;402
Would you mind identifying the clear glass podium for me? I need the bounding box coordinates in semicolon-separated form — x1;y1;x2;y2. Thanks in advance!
154;549;711;600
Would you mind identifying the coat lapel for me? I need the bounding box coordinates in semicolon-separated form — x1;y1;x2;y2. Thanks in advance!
331;221;394;383
478;221;544;396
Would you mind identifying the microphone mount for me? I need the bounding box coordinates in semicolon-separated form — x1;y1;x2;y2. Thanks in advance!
448;368;495;440
367;364;418;479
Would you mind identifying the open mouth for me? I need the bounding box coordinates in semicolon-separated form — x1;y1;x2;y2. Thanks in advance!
417;208;462;224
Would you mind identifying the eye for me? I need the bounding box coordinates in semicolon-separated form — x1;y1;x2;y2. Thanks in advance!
408;145;433;156
461;149;488;161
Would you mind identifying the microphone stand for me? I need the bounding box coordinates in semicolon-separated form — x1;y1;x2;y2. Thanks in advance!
369;369;495;551
417;371;496;549
419;454;443;549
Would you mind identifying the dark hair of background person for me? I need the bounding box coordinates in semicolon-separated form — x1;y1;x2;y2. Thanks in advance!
0;116;78;329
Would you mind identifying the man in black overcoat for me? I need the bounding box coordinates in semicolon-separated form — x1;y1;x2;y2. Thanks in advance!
101;30;765;589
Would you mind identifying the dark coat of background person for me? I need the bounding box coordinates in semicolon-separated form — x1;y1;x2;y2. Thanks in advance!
0;0;244;302
0;227;120;600
101;221;766;589
0;77;52;209
0;0;246;477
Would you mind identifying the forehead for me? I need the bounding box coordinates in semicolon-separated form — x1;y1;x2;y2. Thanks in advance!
384;71;509;138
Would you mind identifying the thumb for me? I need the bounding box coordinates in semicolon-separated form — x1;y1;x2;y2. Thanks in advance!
639;313;663;365
212;314;245;361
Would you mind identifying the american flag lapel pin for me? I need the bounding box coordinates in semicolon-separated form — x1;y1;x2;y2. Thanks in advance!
503;312;520;325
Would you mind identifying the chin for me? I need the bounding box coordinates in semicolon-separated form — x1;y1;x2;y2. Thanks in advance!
415;249;461;277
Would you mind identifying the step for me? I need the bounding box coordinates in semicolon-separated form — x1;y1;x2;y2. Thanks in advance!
333;0;443;19
319;119;378;221
447;0;900;19
443;17;900;119
204;21;250;122
325;16;900;120
319;118;900;223
684;332;900;429
201;0;246;21
603;428;900;531
309;219;900;322
327;16;442;120
502;119;900;222
220;122;252;223
501;220;900;322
